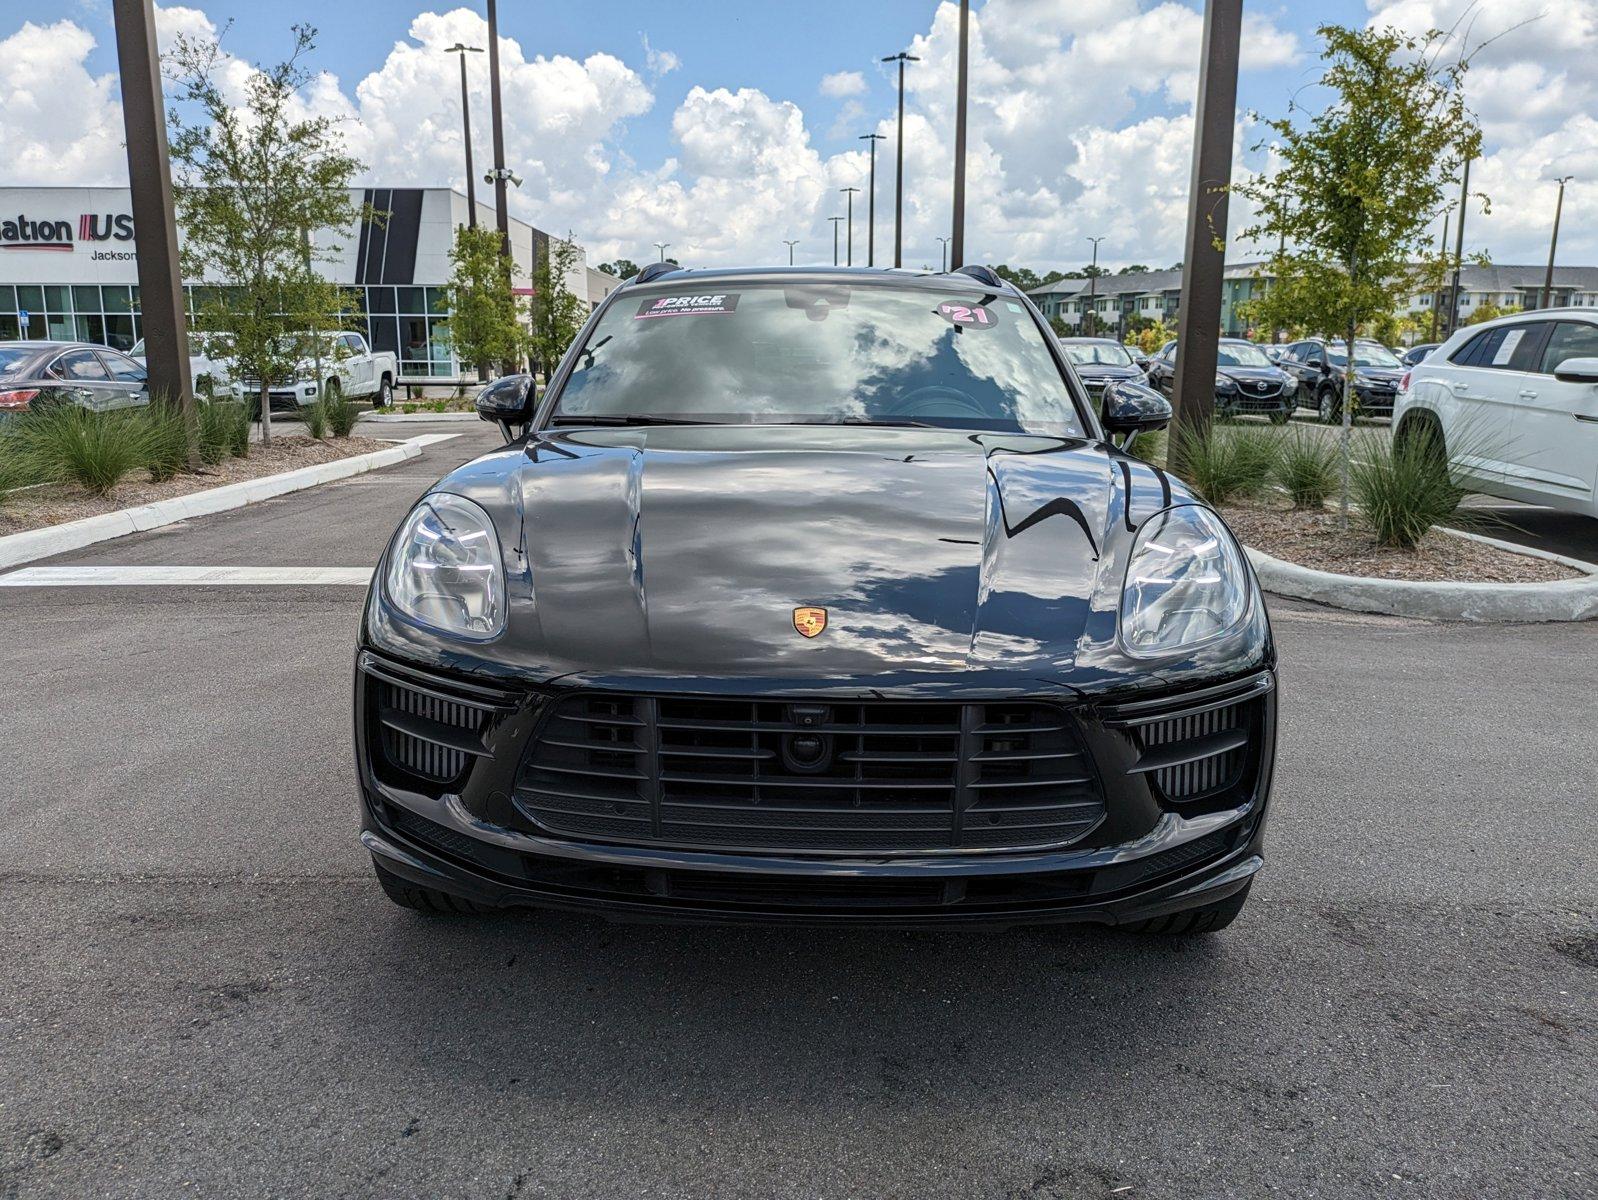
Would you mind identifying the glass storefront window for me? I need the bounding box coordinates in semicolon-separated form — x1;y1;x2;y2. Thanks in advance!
73;286;101;312
102;286;132;314
366;287;397;314
398;286;426;314
44;286;70;312
0;286;14;314
105;315;137;351
16;286;44;313
46;314;73;340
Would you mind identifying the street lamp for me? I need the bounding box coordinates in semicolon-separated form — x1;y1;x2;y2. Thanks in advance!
828;216;845;266
1085;236;1105;337
859;133;885;267
840;186;860;266
935;236;951;272
881;51;920;269
444;43;484;228
783;239;800;265
485;0;511;261
1542;175;1574;310
654;242;671;263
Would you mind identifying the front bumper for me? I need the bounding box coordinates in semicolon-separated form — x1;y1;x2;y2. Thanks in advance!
355;654;1278;928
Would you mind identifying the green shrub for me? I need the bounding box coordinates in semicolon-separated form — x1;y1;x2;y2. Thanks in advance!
1127;428;1167;469
302;398;329;440
143;402;190;482
14;405;148;496
1349;428;1465;549
323;390;359;438
0;430;37;502
1172;422;1279;504
1273;430;1339;509
198;401;249;463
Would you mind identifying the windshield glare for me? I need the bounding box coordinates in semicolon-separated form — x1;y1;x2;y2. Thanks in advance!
1216;343;1273;368
1330;344;1401;368
1063;342;1133;367
552;283;1086;435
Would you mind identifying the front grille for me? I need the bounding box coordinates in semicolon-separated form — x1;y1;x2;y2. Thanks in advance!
1105;673;1271;805
514;695;1105;854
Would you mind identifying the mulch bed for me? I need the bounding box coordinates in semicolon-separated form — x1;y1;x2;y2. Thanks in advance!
0;435;394;537
1219;495;1580;584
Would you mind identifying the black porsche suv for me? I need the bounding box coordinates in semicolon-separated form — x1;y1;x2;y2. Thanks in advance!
355;265;1277;933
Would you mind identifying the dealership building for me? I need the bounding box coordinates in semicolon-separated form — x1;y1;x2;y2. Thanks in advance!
0;186;617;381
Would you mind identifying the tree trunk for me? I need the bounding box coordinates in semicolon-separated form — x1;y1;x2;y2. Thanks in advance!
259;381;272;446
1340;322;1356;529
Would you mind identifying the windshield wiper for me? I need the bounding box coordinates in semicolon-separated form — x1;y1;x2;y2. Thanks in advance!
825;417;947;429
548;414;721;427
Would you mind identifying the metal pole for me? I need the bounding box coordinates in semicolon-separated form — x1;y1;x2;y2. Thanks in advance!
1168;0;1243;468
829;217;844;266
112;0;194;447
1542;176;1572;310
860;134;883;267
841;187;859;266
951;0;969;270
936;237;950;272
1447;157;1470;338
1086;236;1103;338
1430;213;1448;342
784;239;799;265
486;0;511;260
654;242;670;263
882;53;918;269
448;45;483;228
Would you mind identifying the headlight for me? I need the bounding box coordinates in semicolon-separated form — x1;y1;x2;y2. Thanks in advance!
1120;505;1249;657
384;492;506;639
1215;374;1237;391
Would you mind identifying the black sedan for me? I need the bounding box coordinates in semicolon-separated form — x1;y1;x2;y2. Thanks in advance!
1277;337;1405;422
355;265;1277;933
1057;337;1147;397
0;341;150;415
1145;337;1297;423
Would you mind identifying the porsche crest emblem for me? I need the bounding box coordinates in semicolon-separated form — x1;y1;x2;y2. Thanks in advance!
792;607;828;638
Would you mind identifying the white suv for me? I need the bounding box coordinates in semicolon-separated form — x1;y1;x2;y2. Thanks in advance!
1394;309;1598;518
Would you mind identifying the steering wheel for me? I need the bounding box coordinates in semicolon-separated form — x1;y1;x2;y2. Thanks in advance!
883;385;990;421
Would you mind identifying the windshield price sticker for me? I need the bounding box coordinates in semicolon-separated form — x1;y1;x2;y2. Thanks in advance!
935;301;997;328
636;293;740;319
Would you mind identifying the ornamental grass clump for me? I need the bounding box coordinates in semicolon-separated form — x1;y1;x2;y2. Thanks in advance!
322;389;360;438
1349;427;1465;549
198;400;250;463
1172;422;1279;505
1273;430;1340;509
15;404;149;497
302;397;329;440
143;399;190;482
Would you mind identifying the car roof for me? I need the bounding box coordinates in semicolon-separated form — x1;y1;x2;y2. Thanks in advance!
622;265;1020;297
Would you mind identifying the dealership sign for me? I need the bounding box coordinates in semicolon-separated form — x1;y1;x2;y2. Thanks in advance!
0;212;134;253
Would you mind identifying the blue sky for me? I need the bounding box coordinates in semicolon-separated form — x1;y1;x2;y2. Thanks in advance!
14;1;1596;271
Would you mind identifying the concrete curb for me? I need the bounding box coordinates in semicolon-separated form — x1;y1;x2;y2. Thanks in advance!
1245;544;1598;623
359;412;481;423
0;439;425;572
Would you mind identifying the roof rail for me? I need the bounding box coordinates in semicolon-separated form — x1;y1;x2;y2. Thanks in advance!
952;264;1004;289
632;262;679;285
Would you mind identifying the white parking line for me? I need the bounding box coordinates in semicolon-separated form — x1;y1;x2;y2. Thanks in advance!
0;566;372;587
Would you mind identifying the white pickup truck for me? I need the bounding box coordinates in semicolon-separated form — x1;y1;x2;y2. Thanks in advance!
247;331;398;411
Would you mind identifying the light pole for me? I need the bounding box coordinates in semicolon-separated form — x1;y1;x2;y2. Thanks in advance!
1430;211;1449;343
1541;175;1574;310
654;242;670;263
935;236;951;272
828;216;845;266
1447;156;1471;338
783;239;800;265
1085;236;1105;337
485;0;511;261
840;186;860;266
445;43;484;228
859;133;884;267
951;0;970;270
881;51;919;269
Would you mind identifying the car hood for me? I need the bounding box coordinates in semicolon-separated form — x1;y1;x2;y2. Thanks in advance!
367;424;1267;693
1073;364;1143;382
1218;366;1287;385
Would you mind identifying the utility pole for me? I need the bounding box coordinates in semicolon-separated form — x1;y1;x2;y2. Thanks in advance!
882;51;919;269
1085;236;1105;337
1447;156;1470;338
859;133;884;267
936;236;951;272
840;187;860;266
828;216;845;266
951;0;970;270
445;44;484;228
1168;0;1243;469
1430;212;1449;342
112;0;194;452
654;242;670;263
486;0;511;261
783;239;799;265
1542;175;1574;310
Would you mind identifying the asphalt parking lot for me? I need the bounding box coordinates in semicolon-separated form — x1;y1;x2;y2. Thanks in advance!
1;421;1593;1199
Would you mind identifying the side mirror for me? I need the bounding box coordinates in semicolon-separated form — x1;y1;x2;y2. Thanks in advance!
475;374;536;440
1553;356;1598;384
1101;381;1172;451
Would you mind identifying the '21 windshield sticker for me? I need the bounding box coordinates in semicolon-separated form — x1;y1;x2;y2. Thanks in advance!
935;301;997;328
637;293;740;319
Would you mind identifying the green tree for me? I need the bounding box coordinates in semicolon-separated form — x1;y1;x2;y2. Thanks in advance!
1462;301;1520;327
1234;22;1484;521
529;237;587;380
166;24;367;445
597;258;640;278
445;224;528;382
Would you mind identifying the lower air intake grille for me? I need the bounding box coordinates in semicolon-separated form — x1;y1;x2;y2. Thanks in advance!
1107;673;1271;805
515;695;1105;854
1143;702;1250;799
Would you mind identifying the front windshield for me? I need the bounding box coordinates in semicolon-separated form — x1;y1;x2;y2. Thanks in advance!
0;348;33;378
1062;342;1133;367
1216;343;1273;368
1329;344;1402;369
551;282;1087;435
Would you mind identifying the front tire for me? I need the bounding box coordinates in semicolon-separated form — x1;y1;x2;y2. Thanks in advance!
1317;385;1341;424
373;861;492;914
376;375;394;408
1126;881;1252;935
